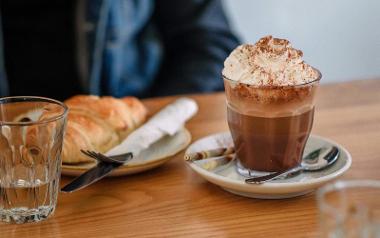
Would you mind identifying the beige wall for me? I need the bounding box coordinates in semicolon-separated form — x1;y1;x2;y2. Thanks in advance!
223;0;380;83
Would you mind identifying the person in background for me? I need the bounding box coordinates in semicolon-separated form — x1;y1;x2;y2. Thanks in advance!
0;0;239;101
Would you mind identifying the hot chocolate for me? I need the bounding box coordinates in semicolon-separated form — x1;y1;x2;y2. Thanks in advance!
228;107;314;171
223;36;321;174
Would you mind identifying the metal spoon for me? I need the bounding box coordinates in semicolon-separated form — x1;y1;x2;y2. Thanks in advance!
245;146;340;184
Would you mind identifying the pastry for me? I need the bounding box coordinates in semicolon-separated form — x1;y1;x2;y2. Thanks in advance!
61;95;147;164
21;95;146;164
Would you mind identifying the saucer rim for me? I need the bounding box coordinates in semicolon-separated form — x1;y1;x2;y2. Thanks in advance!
186;132;352;189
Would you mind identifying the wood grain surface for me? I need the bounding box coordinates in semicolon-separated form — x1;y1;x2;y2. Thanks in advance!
1;79;380;238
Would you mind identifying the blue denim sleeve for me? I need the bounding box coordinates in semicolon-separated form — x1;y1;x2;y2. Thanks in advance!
149;0;240;96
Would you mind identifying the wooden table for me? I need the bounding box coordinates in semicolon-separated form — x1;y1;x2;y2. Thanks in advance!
2;79;380;237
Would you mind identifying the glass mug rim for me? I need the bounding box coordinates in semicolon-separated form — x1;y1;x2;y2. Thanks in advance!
222;67;322;88
317;179;380;212
0;96;68;126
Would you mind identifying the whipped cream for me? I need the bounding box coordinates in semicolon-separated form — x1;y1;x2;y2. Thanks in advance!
222;36;319;86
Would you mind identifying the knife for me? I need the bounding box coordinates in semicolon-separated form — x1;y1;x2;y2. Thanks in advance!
60;97;198;193
61;153;132;193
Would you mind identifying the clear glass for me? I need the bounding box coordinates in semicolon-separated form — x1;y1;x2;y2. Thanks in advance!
0;96;68;224
223;72;320;176
317;180;380;238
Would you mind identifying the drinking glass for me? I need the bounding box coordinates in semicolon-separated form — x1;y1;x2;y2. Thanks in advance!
223;72;321;177
0;96;68;224
317;180;380;238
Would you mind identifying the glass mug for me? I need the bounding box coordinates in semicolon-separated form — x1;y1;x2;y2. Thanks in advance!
223;72;321;176
0;96;68;224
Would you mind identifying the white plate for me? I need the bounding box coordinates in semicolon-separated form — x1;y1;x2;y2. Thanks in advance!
62;128;191;177
185;132;352;199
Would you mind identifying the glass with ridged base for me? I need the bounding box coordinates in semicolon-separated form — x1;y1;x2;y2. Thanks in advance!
0;96;67;224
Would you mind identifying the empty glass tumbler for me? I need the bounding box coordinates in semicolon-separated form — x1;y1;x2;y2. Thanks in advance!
0;96;68;223
317;180;380;238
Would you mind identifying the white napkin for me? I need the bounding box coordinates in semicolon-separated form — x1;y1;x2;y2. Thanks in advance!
106;97;198;158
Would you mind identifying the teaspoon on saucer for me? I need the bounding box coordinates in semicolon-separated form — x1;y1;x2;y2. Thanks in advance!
245;146;340;184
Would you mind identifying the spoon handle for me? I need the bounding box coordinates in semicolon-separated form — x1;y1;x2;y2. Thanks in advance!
245;167;302;184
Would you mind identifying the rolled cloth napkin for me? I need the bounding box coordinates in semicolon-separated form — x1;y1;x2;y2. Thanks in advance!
106;97;198;158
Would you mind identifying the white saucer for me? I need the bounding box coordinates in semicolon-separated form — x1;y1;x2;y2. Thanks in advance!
185;132;352;199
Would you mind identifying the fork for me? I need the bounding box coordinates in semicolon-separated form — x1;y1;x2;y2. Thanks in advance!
80;150;133;164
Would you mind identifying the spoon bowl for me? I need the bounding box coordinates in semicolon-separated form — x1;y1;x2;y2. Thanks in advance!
245;146;340;184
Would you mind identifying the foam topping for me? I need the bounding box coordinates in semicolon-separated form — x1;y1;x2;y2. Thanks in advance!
222;36;319;86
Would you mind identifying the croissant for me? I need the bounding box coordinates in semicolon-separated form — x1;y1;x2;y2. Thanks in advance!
21;95;146;165
61;95;147;164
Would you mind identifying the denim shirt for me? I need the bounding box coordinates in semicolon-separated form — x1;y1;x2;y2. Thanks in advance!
0;0;238;98
0;0;161;97
85;0;162;97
